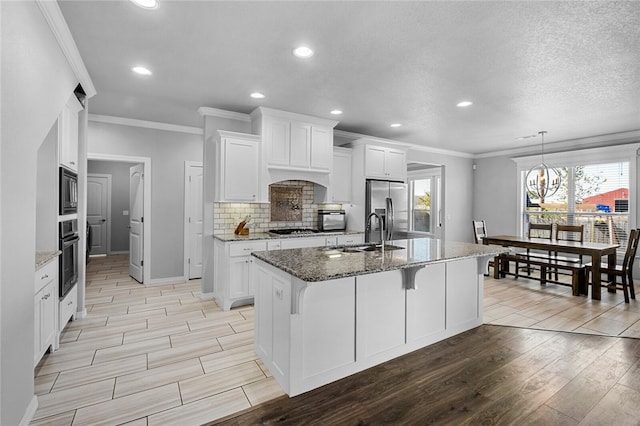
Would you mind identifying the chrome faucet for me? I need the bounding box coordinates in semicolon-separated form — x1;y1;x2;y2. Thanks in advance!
366;212;384;246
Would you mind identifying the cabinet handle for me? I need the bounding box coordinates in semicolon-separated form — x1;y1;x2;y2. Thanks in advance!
42;293;50;300
41;274;49;280
70;161;75;165
68;300;73;306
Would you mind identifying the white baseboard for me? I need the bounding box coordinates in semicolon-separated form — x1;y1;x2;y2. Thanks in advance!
75;308;88;319
108;250;129;255
200;291;215;300
19;395;38;426
146;276;187;286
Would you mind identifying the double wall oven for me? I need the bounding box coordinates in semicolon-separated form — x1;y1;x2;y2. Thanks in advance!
59;219;79;298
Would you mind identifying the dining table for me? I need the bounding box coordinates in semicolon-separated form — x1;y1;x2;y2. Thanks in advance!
483;235;619;300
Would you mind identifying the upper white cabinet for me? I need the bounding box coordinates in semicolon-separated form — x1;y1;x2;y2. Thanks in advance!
58;94;83;172
214;131;260;202
251;107;338;172
330;147;352;202
364;145;407;181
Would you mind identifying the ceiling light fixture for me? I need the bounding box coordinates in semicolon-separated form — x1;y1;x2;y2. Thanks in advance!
293;46;314;58
130;0;158;10
525;131;561;203
457;101;473;107
390;123;402;128
250;92;265;99
131;66;152;76
330;110;343;115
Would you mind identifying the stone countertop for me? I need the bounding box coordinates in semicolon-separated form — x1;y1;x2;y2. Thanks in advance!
251;238;507;282
36;250;61;270
213;230;363;242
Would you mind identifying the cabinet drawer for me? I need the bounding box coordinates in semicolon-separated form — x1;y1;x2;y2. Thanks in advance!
35;260;58;294
59;284;77;329
229;241;267;257
267;240;281;250
338;234;364;245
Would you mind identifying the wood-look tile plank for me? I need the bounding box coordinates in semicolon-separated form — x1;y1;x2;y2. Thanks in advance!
520;404;578;425
119;418;148;426
217;330;254;350
52;333;123;353
170;323;235;347
35;352;94;377
32;378;115;420
106;308;167;327
58;328;81;343
148;388;250;426
93;336;170;364
29;410;76;426
229;319;254;333
200;344;258;374
579;383;640;425
34;372;58;395
242;377;286;406
147;339;223;369
114;358;204;398
146;310;205;329
188;311;245;330
127;298;181;313
52;354;147;391
77;320;147;340
179;361;265;404
73;383;182;426
123;323;190;344
61;315;108;331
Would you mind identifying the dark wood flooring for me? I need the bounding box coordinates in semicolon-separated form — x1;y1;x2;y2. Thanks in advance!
210;325;640;425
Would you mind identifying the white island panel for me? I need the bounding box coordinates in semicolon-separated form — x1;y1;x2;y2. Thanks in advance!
406;263;446;344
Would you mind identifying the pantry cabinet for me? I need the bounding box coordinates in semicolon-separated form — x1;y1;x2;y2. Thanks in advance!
34;259;58;366
213;131;260;202
330;147;353;202
58;94;83;172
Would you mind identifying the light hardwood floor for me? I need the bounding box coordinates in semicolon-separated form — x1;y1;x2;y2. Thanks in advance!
31;256;639;425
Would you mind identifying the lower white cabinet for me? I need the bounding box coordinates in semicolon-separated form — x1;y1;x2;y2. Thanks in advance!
34;260;59;366
59;284;77;331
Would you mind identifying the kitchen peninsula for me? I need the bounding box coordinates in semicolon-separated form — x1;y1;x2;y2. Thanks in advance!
251;238;506;397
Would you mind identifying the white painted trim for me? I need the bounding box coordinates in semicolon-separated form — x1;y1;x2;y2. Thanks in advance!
334;129;474;159
19;395;38;426
75;308;88;319
89;114;203;135
36;1;96;97
87;153;151;285
146;276;187;286
476;130;640;159
184;161;203;281
200;291;216;300
251;107;339;128
511;143;640;170
198;107;251;122
87;173;112;255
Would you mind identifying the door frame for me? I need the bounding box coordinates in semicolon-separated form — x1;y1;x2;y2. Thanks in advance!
88;153;151;284
86;173;112;255
184;161;203;280
407;163;446;242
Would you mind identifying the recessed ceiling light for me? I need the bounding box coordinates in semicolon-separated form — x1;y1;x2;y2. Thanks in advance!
390;123;402;128
457;101;473;107
131;66;152;76
330;110;343;115
130;0;158;9
250;92;265;99
293;46;314;58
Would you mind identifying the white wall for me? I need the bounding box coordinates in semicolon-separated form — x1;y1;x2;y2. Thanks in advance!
88;121;203;280
1;1;78;424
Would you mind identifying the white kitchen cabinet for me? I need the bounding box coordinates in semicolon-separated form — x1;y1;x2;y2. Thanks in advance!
280;236;328;249
330;148;353;202
251;107;338;172
365;145;407;181
337;234;364;246
214;239;267;310
34;260;58;366
214;131;260;202
59;284;77;332
58;94;83;172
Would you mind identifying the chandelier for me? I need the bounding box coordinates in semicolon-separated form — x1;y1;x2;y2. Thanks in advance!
525;131;561;203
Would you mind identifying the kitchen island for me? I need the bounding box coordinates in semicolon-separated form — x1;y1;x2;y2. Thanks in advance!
251;238;506;397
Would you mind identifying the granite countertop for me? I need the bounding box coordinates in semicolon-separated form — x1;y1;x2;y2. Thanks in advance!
251;238;507;282
36;250;61;270
214;230;363;242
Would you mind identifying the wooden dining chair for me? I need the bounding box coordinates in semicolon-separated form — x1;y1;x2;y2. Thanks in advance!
523;223;553;277
553;224;585;279
472;220;493;276
586;228;640;303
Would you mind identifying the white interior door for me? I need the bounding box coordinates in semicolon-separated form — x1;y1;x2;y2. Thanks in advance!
87;174;110;255
129;164;144;283
188;164;203;278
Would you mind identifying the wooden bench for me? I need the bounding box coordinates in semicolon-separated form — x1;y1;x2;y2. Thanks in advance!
495;253;587;296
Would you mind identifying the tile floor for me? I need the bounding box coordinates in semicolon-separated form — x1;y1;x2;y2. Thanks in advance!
31;254;284;426
31;256;639;425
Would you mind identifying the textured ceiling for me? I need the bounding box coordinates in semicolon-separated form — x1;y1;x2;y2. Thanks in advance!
58;1;640;155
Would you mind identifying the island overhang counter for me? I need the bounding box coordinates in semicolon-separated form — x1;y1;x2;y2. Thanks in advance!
250;238;506;397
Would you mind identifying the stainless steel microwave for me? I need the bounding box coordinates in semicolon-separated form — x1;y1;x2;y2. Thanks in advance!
59;167;78;215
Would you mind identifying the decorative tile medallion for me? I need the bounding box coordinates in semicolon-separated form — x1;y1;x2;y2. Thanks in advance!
270;185;303;222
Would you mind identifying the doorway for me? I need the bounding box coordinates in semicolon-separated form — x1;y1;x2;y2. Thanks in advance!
87;153;151;284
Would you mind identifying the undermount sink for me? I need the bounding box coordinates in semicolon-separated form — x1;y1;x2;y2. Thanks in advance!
326;244;405;254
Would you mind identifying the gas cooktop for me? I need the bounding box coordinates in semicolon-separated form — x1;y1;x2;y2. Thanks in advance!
268;228;320;235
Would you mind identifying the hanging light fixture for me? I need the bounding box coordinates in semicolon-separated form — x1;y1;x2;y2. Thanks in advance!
525;131;561;204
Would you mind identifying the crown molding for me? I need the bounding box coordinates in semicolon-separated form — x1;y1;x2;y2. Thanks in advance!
36;0;97;98
198;107;251;122
334;129;474;159
475;129;640;159
89;114;203;135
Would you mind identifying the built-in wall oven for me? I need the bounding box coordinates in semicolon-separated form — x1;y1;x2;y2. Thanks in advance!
59;219;79;298
59;167;78;215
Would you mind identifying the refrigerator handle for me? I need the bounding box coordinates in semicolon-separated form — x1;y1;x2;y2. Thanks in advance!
386;197;394;240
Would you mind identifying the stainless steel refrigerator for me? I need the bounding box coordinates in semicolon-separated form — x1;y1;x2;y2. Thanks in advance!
365;179;409;243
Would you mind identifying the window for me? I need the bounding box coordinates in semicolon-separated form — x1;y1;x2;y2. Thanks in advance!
408;166;442;237
524;161;631;250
